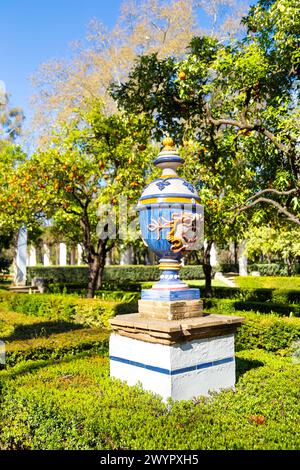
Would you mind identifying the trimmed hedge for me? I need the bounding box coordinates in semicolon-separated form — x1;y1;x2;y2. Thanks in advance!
27;264;205;286
209;286;300;304
248;263;300;276
1;292;137;329
203;304;300;353
0;351;299;450
204;297;300;317
5;331;109;368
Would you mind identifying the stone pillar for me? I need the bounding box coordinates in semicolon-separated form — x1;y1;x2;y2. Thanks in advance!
120;245;134;265
59;243;67;266
43;244;51;267
77;244;83;265
14;225;27;286
28;246;37;266
238;240;248;276
210;243;218;267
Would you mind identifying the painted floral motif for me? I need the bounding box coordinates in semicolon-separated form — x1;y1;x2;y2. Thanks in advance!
148;217;172;240
156;179;171;191
182;181;196;193
148;212;203;253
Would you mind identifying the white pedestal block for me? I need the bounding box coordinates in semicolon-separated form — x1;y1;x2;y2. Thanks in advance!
110;333;236;401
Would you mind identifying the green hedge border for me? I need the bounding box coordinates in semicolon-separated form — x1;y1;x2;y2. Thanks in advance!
27;265;205;285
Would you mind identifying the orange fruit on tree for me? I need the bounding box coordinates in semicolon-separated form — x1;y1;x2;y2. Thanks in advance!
178;71;186;80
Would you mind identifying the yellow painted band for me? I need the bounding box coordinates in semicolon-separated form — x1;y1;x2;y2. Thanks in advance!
159;264;181;270
140;197;200;204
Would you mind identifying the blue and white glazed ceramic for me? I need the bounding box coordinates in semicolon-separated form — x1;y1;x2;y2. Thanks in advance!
137;138;204;300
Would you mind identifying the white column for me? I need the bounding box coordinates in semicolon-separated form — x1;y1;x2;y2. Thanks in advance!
238;240;248;276
43;244;51;266
210;243;218;267
77;244;83;265
120;246;134;265
59;243;67;266
28;246;37;266
14;225;27;285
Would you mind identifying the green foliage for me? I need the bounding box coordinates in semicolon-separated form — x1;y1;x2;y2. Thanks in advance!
248;263;300;276
210;286;300;304
27;265;205;285
2;292;136;329
245;226;300;269
205;297;300;317
6;332;109;368
204;302;300;353
236;276;300;289
0;351;299;450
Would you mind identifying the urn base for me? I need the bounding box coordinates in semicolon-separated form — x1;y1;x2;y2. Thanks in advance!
109;313;244;401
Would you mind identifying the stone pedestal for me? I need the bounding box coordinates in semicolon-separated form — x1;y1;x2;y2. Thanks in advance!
109;138;243;401
110;313;243;401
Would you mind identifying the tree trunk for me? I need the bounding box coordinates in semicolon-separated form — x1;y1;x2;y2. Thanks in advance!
87;255;101;298
203;240;213;298
96;251;106;290
86;242;108;298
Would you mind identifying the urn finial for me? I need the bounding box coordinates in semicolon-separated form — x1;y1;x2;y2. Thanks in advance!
162;136;175;150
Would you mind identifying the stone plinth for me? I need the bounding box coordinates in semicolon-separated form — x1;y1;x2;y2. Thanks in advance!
138;299;203;321
109;313;244;401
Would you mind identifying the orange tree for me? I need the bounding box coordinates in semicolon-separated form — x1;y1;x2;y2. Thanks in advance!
12;103;153;297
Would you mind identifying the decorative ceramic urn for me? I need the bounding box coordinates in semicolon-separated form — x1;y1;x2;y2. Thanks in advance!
137;137;204;301
109;137;243;401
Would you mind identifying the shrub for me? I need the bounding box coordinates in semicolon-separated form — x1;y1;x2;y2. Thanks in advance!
204;296;300;317
27;265;205;286
204;301;300;353
5;330;109;368
248;263;300;276
0;351;299;450
4;293;137;329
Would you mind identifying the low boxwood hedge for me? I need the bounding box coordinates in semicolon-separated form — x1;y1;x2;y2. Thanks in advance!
1;292;137;329
0;350;299;450
248;263;300;276
27;264;205;286
204;304;300;354
204;297;300;317
209;286;300;304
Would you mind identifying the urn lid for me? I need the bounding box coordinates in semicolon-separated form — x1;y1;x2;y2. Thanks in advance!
138;137;200;208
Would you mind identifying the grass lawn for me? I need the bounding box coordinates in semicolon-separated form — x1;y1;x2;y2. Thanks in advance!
236;276;300;290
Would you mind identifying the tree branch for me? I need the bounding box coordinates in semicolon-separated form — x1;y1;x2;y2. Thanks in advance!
231;196;300;225
204;104;290;155
231;188;298;211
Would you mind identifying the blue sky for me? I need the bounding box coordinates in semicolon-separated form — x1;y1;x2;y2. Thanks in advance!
1;0;253;124
0;0;122;119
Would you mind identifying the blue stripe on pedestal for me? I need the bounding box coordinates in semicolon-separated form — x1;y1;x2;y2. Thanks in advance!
141;288;200;301
110;355;234;376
